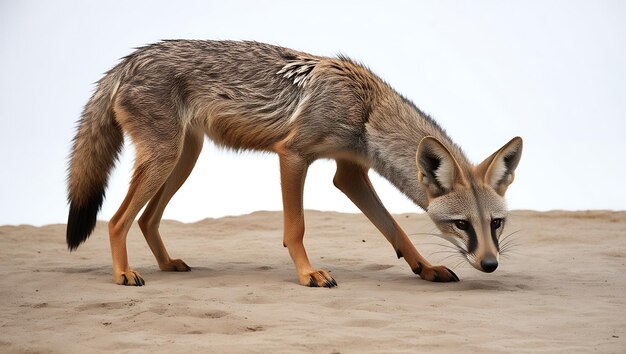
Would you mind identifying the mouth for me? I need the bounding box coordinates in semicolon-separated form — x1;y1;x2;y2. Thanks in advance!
435;233;500;273
466;255;499;273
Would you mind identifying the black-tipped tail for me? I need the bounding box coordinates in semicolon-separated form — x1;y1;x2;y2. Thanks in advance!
66;66;124;251
66;192;105;251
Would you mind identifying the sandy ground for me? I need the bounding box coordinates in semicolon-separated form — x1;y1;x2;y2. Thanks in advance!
0;210;625;353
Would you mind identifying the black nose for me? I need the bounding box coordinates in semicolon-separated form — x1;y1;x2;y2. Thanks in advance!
480;258;498;273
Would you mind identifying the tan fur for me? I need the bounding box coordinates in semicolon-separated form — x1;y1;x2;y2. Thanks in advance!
66;40;522;287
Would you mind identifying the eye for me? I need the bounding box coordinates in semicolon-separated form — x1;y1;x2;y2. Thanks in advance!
491;218;503;229
454;220;469;231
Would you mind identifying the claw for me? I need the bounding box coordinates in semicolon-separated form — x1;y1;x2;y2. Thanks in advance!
117;271;145;286
419;265;459;282
303;270;338;288
448;269;460;282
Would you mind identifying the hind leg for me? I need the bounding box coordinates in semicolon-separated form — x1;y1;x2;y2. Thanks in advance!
138;127;204;272
109;142;182;286
108;105;184;286
108;143;182;285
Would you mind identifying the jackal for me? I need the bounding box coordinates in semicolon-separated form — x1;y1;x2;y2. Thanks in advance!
67;40;522;287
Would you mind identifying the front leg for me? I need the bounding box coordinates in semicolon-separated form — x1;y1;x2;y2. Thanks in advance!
278;153;337;288
333;160;458;282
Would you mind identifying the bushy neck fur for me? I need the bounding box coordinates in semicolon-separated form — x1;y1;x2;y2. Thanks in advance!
365;91;468;210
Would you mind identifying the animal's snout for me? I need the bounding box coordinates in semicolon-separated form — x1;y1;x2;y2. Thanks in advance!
480;258;498;273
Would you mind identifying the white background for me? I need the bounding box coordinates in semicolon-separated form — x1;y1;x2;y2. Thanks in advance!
1;0;625;226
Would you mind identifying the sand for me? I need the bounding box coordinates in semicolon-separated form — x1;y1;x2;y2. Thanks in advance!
0;210;625;353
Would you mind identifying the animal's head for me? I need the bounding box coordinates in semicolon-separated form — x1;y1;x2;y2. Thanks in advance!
416;136;523;273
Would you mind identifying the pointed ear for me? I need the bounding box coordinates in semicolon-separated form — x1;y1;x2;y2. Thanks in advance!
476;136;523;196
416;136;468;199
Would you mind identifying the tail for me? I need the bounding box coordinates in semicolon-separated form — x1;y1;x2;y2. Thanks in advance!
66;70;124;251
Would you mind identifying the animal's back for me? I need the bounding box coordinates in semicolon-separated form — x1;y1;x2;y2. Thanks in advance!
112;40;326;151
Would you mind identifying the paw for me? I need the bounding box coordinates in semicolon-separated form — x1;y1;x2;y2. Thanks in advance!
300;269;337;288
419;265;459;282
159;258;191;272
114;270;145;286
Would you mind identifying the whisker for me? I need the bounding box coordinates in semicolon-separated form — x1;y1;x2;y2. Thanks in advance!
412;232;471;260
434;256;460;267
443;254;463;267
439;252;465;263
421;243;463;252
501;235;521;244
500;248;523;256
429;250;459;256
500;235;524;259
418;240;457;247
500;253;522;261
465;253;477;267
499;229;523;257
429;247;468;262
435;235;468;252
500;240;522;251
499;238;521;251
451;258;467;270
501;234;523;244
409;232;448;238
499;229;524;244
